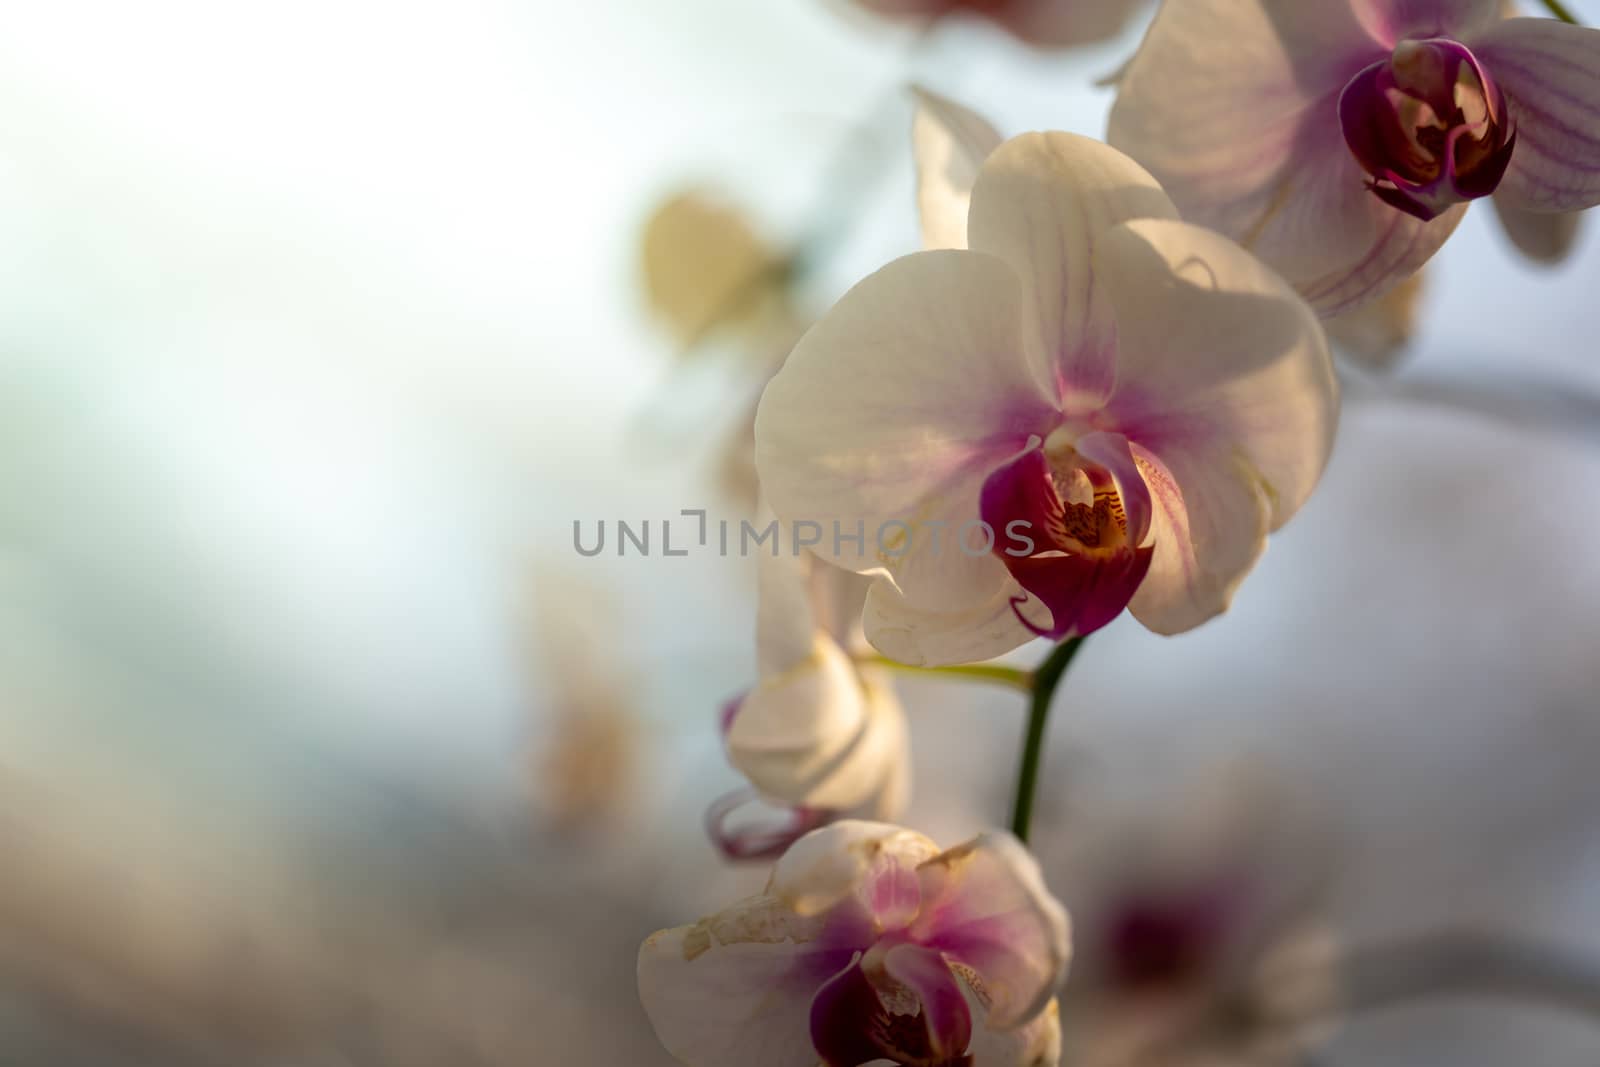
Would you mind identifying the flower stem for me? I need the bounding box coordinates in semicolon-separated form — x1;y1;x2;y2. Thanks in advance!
1541;0;1581;23
861;656;1032;691
1009;637;1087;843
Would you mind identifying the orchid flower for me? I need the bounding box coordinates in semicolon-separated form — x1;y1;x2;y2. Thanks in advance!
756;127;1338;667
640;187;794;353
1108;1;1600;315
639;821;1070;1067
1036;767;1339;1067
845;0;1142;49
710;545;910;859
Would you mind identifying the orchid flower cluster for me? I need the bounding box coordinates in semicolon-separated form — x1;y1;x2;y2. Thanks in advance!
637;2;1600;1065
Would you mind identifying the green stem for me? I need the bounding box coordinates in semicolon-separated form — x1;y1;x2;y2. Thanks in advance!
1541;0;1581;23
861;656;1032;691
1009;637;1087;843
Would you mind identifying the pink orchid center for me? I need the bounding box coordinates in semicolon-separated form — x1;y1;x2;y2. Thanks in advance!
1104;891;1231;992
808;855;977;1066
1339;37;1515;222
979;428;1155;641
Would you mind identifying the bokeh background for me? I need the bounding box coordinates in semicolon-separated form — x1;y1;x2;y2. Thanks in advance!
3;0;1600;1063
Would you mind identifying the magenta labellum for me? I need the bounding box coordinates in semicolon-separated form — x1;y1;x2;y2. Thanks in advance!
978;430;1154;642
1340;37;1516;222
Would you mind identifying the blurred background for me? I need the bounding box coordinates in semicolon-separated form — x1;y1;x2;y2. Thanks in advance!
3;0;1600;1063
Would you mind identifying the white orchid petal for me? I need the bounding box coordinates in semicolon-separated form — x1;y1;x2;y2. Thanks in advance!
1475;19;1600;213
1089;218;1336;633
756;250;1057;614
1126;442;1271;636
637;897;835;1067
769;820;940;917
862;574;1040;669
968;997;1062;1067
912;86;1003;252
968;132;1178;406
912;832;1072;1031
1098;218;1338;532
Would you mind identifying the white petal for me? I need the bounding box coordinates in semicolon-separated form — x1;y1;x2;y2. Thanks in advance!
1126;442;1271;636
968;998;1062;1067
637;896;833;1067
967;132;1178;406
1091;218;1337;633
1097;218;1338;533
1475;19;1600;213
728;634;875;810
755;251;1057;614
1491;196;1584;264
1355;0;1503;43
768;820;940;917
1107;0;1463;315
912;86;1003;252
862;574;1040;669
912;832;1072;1030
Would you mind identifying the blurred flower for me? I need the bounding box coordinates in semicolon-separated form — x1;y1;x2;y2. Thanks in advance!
527;574;638;834
757;131;1337;667
1109;2;1600;315
912;87;1004;252
843;0;1143;49
639;188;792;352
639;820;1070;1067
1038;766;1340;1067
711;545;910;859
1325;270;1428;371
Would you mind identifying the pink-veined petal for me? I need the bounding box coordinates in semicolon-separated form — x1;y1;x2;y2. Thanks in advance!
912;86;1003;251
638;896;848;1067
862;573;1042;668
756;251;1058;614
1492;195;1584;264
1473;18;1600;212
912;832;1071;1030
967;132;1178;408
770;821;941;918
1107;1;1466;314
882;943;975;1060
